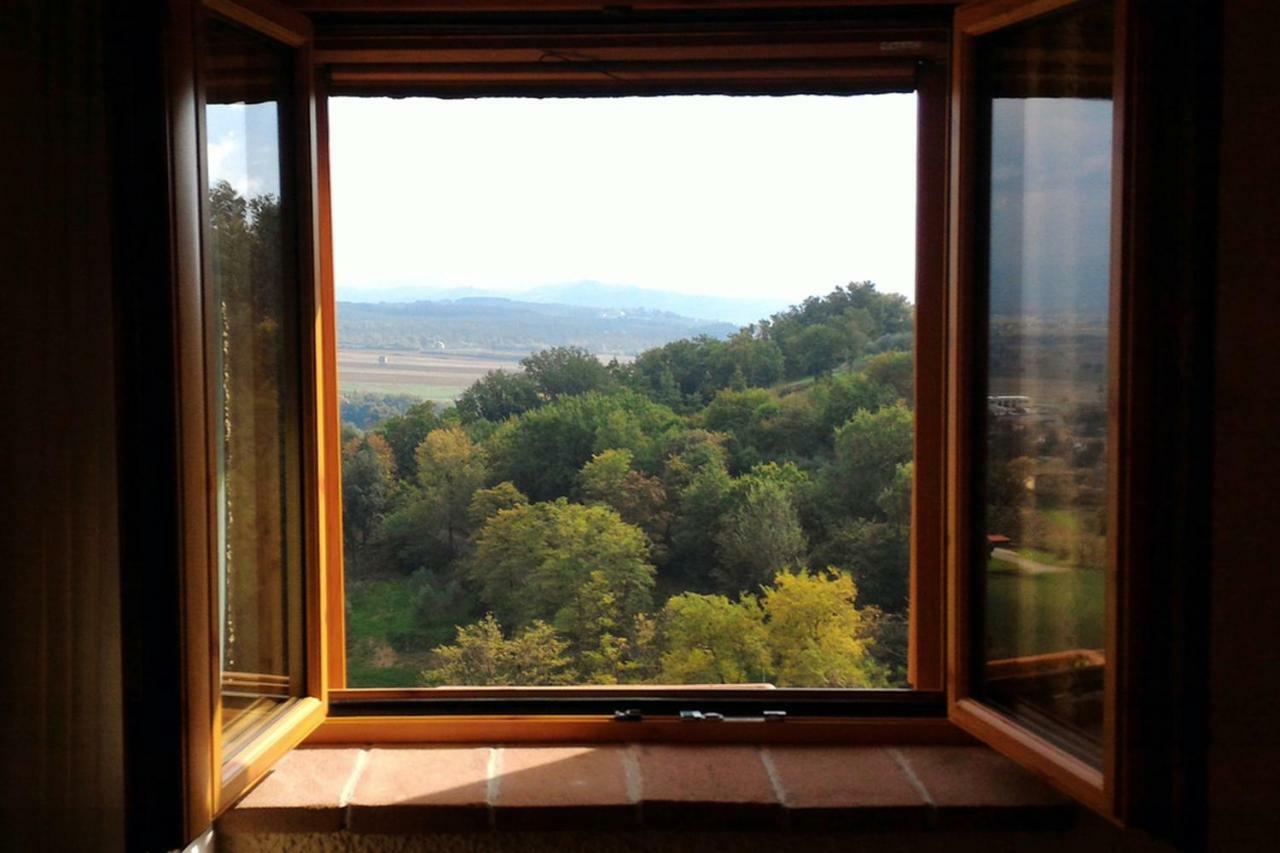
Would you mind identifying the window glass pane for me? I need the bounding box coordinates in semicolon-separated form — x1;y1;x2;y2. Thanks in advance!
975;1;1113;764
204;15;302;745
331;94;918;689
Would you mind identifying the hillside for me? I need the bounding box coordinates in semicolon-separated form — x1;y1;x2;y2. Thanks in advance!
335;282;788;327
337;296;737;356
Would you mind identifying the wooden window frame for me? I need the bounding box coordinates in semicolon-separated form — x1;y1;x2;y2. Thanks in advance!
141;0;1215;846
305;8;954;730
944;0;1135;821
171;0;332;834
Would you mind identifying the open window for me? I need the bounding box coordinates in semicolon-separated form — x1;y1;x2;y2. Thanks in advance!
169;0;331;837
947;0;1132;818
306;5;953;729
156;0;1196;844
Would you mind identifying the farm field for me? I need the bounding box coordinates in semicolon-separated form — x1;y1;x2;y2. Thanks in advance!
338;348;524;401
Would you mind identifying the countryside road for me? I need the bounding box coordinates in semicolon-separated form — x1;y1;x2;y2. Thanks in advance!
991;548;1072;575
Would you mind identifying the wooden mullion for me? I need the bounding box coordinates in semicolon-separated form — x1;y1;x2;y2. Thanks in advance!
908;57;949;692
314;70;348;692
326;58;921;97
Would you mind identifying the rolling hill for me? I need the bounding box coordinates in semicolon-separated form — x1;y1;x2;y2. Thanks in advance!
336;296;738;357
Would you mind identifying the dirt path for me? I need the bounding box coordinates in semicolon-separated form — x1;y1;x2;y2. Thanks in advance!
990;548;1072;575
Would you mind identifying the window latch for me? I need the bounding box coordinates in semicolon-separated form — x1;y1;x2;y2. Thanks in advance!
679;710;787;722
613;708;644;722
679;710;723;722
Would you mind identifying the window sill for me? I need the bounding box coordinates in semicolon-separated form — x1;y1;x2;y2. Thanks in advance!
217;744;1071;836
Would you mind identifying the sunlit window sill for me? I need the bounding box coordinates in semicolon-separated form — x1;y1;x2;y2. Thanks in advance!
217;744;1071;836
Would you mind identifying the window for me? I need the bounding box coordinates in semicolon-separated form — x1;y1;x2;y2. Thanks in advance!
970;0;1114;765
330;94;921;693
947;0;1135;817
203;8;306;759
162;0;1201;842
312;11;953;718
168;0;329;836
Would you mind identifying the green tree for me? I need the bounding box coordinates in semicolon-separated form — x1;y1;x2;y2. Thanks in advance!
722;331;785;388
415;426;488;551
578;448;634;499
811;519;909;614
374;496;454;575
579;449;671;562
759;390;827;459
821;371;899;433
521;346;615;400
863;350;914;406
659;593;770;684
468;481;528;529
877;461;912;526
423;614;577;686
340;433;396;557
378;401;443;480
713;464;809;594
486;391;681;501
703;388;777;471
457;369;541;423
468;500;656;653
788;323;858;377
830;402;914;519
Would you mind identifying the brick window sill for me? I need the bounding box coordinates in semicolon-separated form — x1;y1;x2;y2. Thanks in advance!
217;744;1072;836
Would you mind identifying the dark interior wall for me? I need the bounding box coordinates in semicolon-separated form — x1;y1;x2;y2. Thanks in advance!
0;1;126;852
1208;1;1280;849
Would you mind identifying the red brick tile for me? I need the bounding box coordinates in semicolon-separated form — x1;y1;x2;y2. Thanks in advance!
218;747;363;834
493;746;636;830
765;745;930;829
634;744;782;829
347;746;491;833
894;746;1072;828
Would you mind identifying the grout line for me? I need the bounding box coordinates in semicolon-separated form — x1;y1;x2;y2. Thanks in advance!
339;748;371;809
759;747;789;808
486;746;503;830
622;744;642;804
623;743;644;826
339;747;372;832
888;747;934;807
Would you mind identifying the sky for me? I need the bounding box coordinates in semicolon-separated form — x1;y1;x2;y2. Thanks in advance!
325;94;919;305
988;97;1113;316
207;102;282;199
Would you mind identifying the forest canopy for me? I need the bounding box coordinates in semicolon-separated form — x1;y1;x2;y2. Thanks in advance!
341;281;918;688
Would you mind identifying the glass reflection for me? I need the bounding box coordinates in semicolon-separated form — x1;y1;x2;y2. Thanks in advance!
976;0;1114;764
204;15;301;747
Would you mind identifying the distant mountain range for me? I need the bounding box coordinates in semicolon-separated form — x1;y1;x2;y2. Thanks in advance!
337;296;739;357
334;281;790;327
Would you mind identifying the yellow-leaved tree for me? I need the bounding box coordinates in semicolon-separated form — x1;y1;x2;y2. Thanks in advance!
762;568;889;688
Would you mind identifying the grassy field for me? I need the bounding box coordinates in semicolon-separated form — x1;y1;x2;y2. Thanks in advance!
345;576;436;688
339;348;524;402
986;559;1105;659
